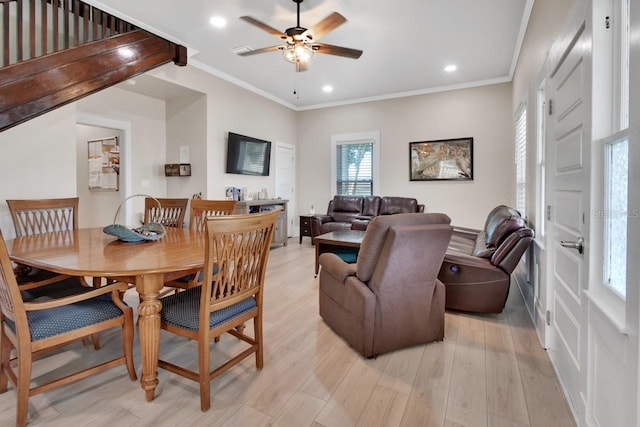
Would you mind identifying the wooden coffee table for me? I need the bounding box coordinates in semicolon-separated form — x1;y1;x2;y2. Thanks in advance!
314;230;366;276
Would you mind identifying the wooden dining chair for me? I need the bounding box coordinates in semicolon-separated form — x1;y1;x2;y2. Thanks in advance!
6;198;103;348
6;198;94;292
144;197;188;228
163;199;238;292
158;211;278;411
0;229;137;427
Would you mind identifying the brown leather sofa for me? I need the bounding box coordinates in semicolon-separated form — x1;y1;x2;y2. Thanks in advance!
309;195;424;238
319;213;452;357
438;205;534;313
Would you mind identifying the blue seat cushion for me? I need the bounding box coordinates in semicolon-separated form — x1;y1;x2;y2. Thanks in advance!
19;277;94;301
6;295;124;341
334;248;359;264
160;286;256;332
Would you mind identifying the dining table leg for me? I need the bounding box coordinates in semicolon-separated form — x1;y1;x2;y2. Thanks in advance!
135;273;164;402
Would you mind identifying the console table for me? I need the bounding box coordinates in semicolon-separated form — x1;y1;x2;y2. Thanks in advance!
234;199;288;246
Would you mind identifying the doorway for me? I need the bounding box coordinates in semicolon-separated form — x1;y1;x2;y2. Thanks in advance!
76;113;132;226
275;142;296;237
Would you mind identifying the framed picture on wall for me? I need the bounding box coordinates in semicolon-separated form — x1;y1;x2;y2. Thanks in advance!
409;137;473;181
88;136;119;190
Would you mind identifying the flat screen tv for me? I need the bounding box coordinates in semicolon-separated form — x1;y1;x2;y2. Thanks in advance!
226;132;271;176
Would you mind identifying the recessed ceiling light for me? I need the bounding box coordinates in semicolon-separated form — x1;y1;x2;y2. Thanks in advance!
322;85;333;93
444;64;457;72
209;16;227;28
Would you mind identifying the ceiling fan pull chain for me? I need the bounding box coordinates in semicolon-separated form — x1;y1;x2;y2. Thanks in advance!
293;71;300;99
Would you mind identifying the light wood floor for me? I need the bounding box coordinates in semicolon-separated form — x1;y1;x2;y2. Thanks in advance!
0;238;576;427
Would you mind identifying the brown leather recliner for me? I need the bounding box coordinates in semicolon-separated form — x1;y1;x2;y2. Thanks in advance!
438;205;534;313
318;213;452;357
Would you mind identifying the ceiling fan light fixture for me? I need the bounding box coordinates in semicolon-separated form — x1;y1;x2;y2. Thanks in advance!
282;43;314;63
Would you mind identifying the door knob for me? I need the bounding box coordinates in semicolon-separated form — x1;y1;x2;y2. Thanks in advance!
560;236;584;254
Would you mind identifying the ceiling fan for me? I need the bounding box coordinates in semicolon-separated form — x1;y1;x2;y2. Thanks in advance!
238;0;363;71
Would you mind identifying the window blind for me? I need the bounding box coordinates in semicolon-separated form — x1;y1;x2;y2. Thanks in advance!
515;107;527;216
336;142;373;196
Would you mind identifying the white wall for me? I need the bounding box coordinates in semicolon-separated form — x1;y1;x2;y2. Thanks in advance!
297;82;513;229
77;86;168;222
0;106;77;239
166;93;207;202
147;64;298;202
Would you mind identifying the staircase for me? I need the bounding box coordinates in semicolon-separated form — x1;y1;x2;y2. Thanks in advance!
0;0;187;132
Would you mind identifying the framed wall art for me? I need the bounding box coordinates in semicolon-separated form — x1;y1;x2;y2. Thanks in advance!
88;136;119;190
409;137;473;181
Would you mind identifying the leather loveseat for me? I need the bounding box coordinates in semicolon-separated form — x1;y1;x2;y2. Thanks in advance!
438;205;534;313
309;195;424;239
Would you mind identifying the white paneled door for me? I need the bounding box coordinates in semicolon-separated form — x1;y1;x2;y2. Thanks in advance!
545;20;589;421
275;143;295;237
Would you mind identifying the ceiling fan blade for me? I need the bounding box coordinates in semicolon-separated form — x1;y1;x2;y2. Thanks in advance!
305;12;346;41
237;45;283;56
312;42;363;59
240;16;284;39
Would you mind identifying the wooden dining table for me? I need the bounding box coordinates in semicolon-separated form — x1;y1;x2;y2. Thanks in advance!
6;226;205;402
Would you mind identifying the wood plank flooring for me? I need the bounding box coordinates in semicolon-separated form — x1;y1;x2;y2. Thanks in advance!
0;239;576;426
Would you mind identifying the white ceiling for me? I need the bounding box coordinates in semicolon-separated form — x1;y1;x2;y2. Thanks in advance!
90;0;532;110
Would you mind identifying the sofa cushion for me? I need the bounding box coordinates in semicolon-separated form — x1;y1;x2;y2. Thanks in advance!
362;196;381;217
483;205;515;230
471;232;494;258
332;212;361;223
379;197;418;215
486;215;525;248
332;196;363;213
321;221;353;234
447;233;476;256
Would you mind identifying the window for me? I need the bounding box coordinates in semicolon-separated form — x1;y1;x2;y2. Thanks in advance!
615;0;630;130
593;0;630;302
515;105;527;216
593;0;630;136
603;137;628;298
536;85;546;236
336;142;373;196
330;131;380;197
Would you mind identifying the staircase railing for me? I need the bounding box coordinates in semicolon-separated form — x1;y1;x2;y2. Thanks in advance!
1;0;138;67
0;0;186;132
